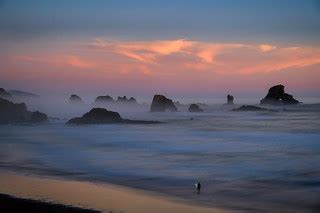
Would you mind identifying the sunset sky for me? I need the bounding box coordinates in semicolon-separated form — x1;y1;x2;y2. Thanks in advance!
1;0;320;99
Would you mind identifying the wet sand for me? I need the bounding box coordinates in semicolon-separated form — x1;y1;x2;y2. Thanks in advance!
0;172;225;213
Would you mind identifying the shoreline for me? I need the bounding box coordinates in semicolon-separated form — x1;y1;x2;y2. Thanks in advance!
0;172;225;213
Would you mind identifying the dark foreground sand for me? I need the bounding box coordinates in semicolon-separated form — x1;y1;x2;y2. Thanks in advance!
0;193;100;213
0;172;224;213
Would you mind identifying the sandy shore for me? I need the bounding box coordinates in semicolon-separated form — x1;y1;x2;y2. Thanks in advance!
0;172;225;213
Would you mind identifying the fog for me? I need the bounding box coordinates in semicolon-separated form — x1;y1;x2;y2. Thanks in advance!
1;93;320;212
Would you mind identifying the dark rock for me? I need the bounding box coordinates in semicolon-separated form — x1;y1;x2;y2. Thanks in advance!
260;85;300;105
117;96;138;104
95;95;114;103
226;94;234;105
0;88;13;100
67;108;160;125
30;111;48;122
117;96;128;102
150;95;177;112
0;97;48;124
232;105;276;112
128;97;137;103
8;90;39;99
69;94;84;104
188;104;204;112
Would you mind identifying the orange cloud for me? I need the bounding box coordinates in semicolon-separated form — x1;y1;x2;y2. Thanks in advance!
8;38;320;94
89;38;320;76
16;55;95;69
259;44;277;52
91;39;194;63
66;56;95;68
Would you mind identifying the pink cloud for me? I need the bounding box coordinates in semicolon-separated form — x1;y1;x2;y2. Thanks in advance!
3;38;319;95
66;56;96;68
89;38;320;75
16;55;96;69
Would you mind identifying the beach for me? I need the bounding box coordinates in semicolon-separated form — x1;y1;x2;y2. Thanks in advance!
0;172;222;213
1;103;320;212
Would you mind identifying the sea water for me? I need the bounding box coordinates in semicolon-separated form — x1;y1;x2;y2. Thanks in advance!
0;103;320;212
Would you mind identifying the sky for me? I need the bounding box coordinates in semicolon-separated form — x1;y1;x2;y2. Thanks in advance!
0;0;320;100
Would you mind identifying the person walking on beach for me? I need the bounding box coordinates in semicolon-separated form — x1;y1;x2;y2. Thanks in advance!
195;182;201;194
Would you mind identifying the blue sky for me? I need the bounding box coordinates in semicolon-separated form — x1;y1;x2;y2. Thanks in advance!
1;0;319;44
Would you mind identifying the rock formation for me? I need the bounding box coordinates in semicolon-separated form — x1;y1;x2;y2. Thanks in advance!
188;104;204;112
69;94;84;104
150;95;177;112
30;111;49;122
0;88;13;100
67;108;160;125
95;95;114;103
0;97;48;124
117;96;128;102
117;96;138;104
232;105;276;112
260;85;300;105
226;94;234;105
128;97;137;103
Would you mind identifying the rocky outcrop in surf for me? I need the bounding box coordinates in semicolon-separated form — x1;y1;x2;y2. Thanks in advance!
260;85;300;105
0;97;48;124
117;96;138;104
0;88;13;100
226;94;234;105
94;95;139;105
69;94;84;104
95;95;114;103
67;108;160;125
150;95;177;112
232;105;276;112
188;104;204;112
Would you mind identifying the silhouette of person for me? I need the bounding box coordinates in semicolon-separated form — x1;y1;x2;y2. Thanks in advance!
195;182;201;194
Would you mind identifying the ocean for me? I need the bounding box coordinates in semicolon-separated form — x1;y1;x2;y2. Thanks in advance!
1;103;320;212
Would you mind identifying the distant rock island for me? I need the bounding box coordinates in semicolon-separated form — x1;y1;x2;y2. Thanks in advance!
150;95;177;112
233;105;276;112
8;90;40;99
94;95;138;105
0;97;48;124
0;88;13;100
188;104;204;112
69;94;84;104
67;108;160;125
117;96;137;104
226;94;234;105
260;85;300;105
95;95;114;103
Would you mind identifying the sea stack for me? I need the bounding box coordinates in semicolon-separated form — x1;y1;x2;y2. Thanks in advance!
69;94;84;104
0;88;13;100
117;96;138;104
150;95;177;112
67;108;160;125
260;85;300;105
95;95;114;103
232;105;276;112
188;104;204;112
226;95;234;105
0;97;48;124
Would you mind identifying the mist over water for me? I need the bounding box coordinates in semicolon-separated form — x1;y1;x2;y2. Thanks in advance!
1;97;320;212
